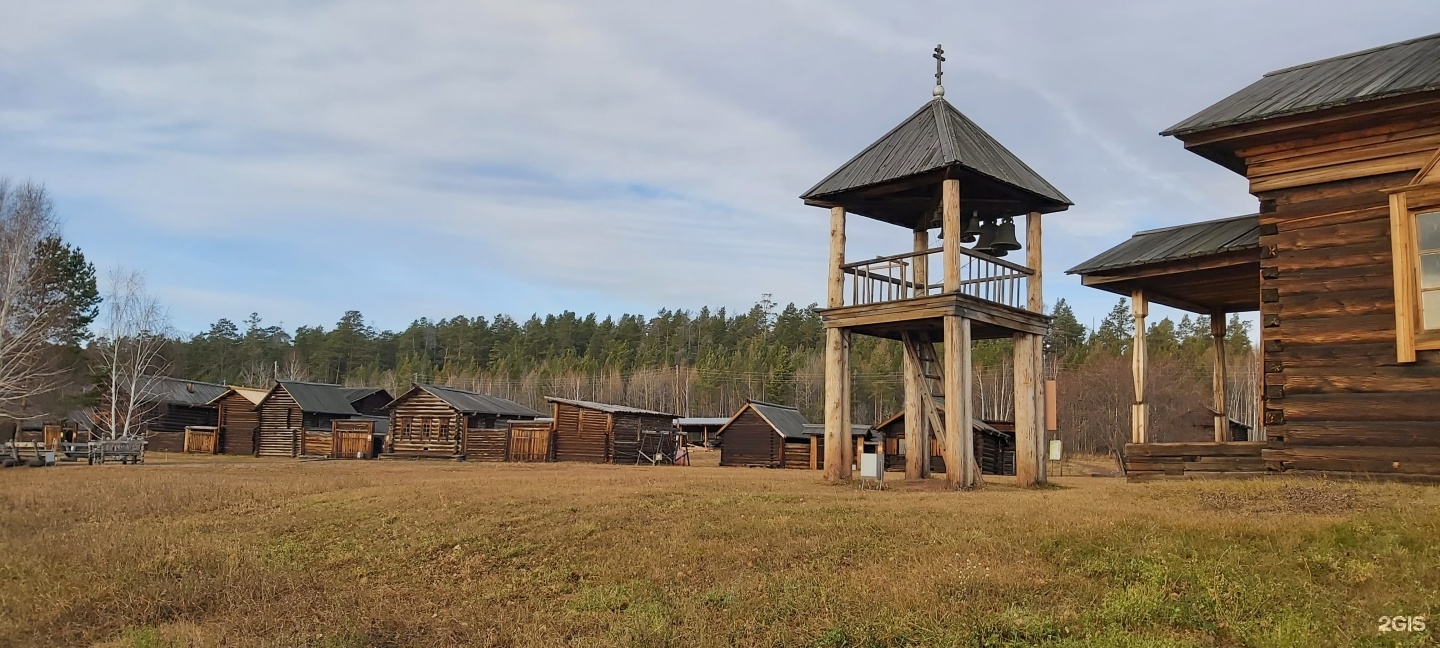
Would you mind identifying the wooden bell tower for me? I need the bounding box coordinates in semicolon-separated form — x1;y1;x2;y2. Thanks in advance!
802;46;1071;488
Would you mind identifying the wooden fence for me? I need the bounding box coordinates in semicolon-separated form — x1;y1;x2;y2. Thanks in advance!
508;426;551;462
183;426;219;454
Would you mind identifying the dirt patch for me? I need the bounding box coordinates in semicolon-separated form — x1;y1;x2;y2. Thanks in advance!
1196;480;1365;515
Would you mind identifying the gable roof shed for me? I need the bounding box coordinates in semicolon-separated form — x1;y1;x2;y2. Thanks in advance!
394;384;543;418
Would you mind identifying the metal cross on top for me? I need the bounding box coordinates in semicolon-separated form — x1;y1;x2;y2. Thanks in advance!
933;44;946;86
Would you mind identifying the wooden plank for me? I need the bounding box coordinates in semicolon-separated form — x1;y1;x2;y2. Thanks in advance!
1123;442;1267;457
1249;150;1435;193
1391;191;1418;363
1273;422;1440;447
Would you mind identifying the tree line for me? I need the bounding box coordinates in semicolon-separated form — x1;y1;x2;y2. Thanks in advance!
173;296;1255;454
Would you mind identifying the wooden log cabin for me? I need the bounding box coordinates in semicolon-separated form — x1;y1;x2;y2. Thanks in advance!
123;377;226;453
255;381;360;457
384;384;542;460
715;401;872;469
207;386;268;455
1075;32;1440;480
803;46;1063;487
546;397;676;464
875;409;1015;476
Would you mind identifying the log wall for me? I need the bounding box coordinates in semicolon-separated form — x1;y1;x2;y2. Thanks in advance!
1242;109;1440;479
780;441;811;469
258;387;302;457
216;392;259;456
387;390;464;458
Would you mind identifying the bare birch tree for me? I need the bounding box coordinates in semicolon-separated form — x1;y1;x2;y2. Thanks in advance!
0;180;67;418
95;269;171;440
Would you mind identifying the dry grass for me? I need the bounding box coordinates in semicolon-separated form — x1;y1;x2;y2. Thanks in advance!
2;456;1439;647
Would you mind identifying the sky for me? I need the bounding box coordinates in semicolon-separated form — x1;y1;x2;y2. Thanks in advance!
2;1;1438;336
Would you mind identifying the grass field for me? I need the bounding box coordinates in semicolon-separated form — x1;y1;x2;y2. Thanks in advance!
2;453;1438;647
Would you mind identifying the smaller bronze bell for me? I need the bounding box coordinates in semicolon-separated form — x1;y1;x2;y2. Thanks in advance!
972;219;998;255
962;211;984;243
992;217;1021;257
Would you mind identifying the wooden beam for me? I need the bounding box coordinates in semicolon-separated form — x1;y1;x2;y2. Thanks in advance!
943;315;975;488
824;328;851;481
828;206;846;309
902;337;928;480
1390;191;1418;363
1014;333;1040;486
913;228;930;298
942;179;961;292
1026;212;1043;312
809;434;818;470
1211;313;1229;443
1131;289;1149;444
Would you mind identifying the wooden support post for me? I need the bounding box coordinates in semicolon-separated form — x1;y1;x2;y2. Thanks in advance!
902;339;928;479
855;434;864;472
942;179;961;292
1390;192;1417;363
943;315;975;488
809;434;818;470
1212;313;1229;443
913;228;929;297
824;328;851;481
828;206;846;309
1131;290;1149;444
1025;211;1046;483
1014;333;1040;486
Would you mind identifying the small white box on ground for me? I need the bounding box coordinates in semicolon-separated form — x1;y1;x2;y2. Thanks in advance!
860;453;883;480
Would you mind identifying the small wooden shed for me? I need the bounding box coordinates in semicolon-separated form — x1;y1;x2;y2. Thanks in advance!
875;409;1015;475
384;384;542;459
207;385;268;455
716;401;872;469
546;397;676;464
255;381;359;457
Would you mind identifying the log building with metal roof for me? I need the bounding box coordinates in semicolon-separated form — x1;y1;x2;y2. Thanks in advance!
1075;32;1440;481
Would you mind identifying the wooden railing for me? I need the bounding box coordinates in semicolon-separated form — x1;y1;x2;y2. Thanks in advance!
840;246;1034;310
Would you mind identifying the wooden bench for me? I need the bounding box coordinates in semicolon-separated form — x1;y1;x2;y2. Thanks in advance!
89;439;146;465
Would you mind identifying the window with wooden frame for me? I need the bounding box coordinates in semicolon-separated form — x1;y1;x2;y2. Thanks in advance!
1388;149;1440;362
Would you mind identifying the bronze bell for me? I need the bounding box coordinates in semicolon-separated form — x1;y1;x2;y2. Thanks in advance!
962;210;984;243
972;219;998;255
992;217;1022;256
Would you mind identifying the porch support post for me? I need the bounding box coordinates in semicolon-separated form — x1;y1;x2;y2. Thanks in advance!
942;179;961;292
903;339;929;479
943;315;975;489
1131;289;1149;444
1212;312;1229;443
